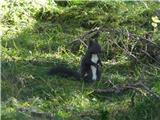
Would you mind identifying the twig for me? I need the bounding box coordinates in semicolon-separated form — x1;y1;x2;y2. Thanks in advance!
141;49;160;65
128;32;160;49
70;27;100;47
141;83;160;100
109;38;139;62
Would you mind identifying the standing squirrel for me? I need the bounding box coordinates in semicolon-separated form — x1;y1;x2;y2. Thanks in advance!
48;39;102;82
80;39;102;81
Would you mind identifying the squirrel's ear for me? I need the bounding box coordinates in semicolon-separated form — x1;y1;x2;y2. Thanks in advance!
91;31;99;38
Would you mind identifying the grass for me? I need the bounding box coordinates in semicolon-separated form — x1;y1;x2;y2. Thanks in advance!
1;0;160;120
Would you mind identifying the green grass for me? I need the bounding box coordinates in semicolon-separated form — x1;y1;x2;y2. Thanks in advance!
1;0;160;120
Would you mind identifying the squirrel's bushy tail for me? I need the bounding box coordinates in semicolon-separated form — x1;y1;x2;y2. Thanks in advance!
48;65;81;80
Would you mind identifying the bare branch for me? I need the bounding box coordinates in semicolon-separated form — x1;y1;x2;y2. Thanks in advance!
94;82;143;94
70;27;100;48
94;81;160;100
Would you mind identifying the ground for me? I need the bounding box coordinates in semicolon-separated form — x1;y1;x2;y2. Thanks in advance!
1;1;160;120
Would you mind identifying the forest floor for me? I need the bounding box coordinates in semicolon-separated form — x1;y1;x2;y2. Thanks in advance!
1;1;160;120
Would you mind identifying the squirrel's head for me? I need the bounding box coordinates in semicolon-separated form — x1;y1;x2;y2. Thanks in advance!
88;39;101;54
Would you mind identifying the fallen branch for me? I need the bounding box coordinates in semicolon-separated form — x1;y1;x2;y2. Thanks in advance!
70;27;160;49
94;81;143;94
94;81;160;100
69;27;159;64
70;27;100;48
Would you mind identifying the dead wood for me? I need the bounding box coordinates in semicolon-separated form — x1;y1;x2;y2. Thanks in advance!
69;27;160;49
69;27;100;48
94;81;143;94
94;81;160;100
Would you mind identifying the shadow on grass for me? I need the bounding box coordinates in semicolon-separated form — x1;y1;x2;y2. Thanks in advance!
2;57;150;101
1;59;80;100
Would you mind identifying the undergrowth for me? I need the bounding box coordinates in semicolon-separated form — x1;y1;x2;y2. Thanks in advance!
1;0;160;120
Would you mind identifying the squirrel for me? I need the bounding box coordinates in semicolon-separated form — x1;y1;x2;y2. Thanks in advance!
48;39;102;82
80;39;102;81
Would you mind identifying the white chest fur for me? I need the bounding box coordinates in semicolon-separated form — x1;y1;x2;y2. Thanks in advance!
91;54;99;80
91;54;98;64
